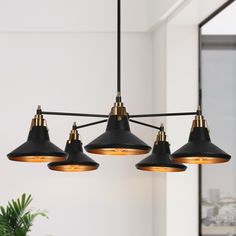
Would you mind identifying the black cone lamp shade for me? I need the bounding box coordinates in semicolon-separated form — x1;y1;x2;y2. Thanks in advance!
48;124;99;172
85;102;151;155
136;128;187;172
172;114;231;164
7;108;67;162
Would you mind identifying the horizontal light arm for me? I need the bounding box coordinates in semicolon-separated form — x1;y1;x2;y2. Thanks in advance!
129;119;161;130
76;119;108;129
129;111;197;118
42;110;197;119
42;111;109;118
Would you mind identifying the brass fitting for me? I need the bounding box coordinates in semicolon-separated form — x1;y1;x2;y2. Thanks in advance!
155;129;166;144
192;115;207;129
30;105;46;128
30;114;46;128
110;102;128;116
68;123;80;143
155;124;167;144
68;129;79;142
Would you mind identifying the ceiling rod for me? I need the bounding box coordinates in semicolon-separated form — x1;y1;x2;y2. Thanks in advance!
116;0;121;102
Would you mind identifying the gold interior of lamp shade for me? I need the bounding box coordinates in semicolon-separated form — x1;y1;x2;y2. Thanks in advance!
174;156;229;164
9;156;66;163
87;148;149;155
137;166;185;172
49;165;98;172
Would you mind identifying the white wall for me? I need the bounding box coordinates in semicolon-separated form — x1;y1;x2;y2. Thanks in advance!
165;24;199;236
152;24;167;236
170;0;229;25
151;21;199;236
0;32;153;236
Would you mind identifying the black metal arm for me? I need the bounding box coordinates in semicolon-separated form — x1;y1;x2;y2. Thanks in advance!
129;111;197;118
76;119;108;129
42;110;197;119
129;119;161;130
42;111;109;118
41;110;197;131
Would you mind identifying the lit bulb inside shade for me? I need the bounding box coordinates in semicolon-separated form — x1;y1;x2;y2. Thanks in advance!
137;166;186;172
173;156;229;164
48;164;98;172
9;155;65;163
87;148;149;155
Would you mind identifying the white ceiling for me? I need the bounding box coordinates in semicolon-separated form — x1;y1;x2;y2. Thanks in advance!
168;0;228;25
202;1;236;34
0;0;148;32
0;0;231;32
0;0;190;32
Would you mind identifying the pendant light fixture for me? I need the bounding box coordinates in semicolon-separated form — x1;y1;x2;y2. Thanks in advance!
136;125;187;172
172;108;231;164
85;0;151;155
8;0;231;172
7;106;67;162
48;123;99;172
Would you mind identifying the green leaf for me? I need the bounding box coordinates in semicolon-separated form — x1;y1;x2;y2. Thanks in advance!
0;194;48;236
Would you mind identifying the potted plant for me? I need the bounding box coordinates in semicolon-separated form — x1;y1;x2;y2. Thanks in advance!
0;193;48;236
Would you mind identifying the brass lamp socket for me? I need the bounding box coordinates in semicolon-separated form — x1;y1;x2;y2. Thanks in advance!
155;130;166;144
110;102;128;116
192;115;207;129
30;114;46;128
68;127;80;143
30;105;47;128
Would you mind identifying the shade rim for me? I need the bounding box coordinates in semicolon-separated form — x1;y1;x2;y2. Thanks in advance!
172;153;231;158
136;163;187;172
7;151;66;158
86;147;150;155
48;164;98;172
48;161;99;172
172;156;230;164
136;165;186;172
48;160;99;167
8;155;66;163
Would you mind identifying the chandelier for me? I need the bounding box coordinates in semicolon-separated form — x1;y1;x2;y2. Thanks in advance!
7;0;231;172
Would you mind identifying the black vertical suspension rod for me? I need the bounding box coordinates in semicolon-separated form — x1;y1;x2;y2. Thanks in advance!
116;0;121;102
